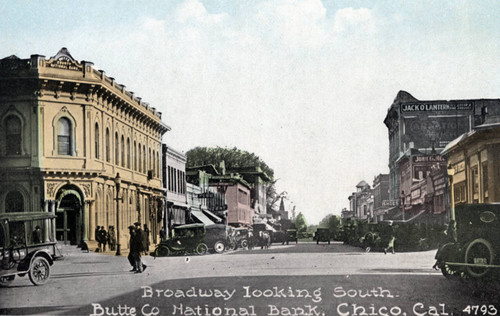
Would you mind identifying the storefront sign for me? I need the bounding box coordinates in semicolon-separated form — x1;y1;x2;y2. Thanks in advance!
413;155;446;163
401;102;472;112
382;200;399;207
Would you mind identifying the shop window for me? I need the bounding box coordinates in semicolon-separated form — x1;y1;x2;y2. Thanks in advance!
482;162;488;202
5;115;22;155
471;166;479;202
57;117;72;155
5;190;24;212
454;181;466;205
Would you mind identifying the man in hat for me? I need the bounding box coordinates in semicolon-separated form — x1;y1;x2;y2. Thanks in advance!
132;222;147;273
128;225;138;271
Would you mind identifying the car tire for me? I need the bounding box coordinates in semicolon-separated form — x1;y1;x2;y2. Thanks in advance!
241;239;248;249
196;243;208;255
465;238;494;278
214;241;225;254
29;256;50;286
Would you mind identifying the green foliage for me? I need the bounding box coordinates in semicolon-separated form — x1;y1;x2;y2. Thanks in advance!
186;146;274;179
294;212;308;237
318;214;342;233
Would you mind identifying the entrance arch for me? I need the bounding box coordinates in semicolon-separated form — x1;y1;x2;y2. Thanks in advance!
56;186;83;245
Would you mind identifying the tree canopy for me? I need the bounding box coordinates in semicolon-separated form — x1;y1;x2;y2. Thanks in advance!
186;146;274;179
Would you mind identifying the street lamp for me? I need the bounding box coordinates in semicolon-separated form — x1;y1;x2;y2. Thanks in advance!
114;173;122;256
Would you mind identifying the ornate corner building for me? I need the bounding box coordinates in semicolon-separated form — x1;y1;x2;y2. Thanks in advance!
0;48;170;247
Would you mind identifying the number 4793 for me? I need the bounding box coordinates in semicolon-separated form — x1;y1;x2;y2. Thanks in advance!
463;305;498;316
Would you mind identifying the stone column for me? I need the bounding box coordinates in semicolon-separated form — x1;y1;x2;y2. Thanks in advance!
43;200;50;242
50;200;57;242
88;200;94;240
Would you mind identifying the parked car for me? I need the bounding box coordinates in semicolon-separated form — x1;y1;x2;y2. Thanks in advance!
153;223;208;257
1;212;62;286
205;224;232;253
434;203;500;281
285;229;298;245
232;227;250;248
314;227;331;244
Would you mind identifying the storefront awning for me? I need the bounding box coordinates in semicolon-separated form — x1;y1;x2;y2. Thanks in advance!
202;209;223;223
191;210;215;226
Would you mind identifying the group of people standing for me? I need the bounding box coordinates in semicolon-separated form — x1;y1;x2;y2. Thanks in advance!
128;222;150;273
95;226;116;252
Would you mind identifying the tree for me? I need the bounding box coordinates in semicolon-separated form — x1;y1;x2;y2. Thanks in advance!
186;146;274;178
294;212;308;238
319;214;342;238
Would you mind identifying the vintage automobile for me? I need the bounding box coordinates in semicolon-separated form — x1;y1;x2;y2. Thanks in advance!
232;227;250;249
153;223;208;256
206;224;233;253
153;223;232;256
1;212;62;286
435;203;500;281
285;229;298;245
314;227;331;244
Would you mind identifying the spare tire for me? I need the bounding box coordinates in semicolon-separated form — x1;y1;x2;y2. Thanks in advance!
465;238;495;278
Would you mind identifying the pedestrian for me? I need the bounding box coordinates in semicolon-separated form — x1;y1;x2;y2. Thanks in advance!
143;224;150;255
128;225;138;271
132;222;147;273
32;225;42;244
99;226;108;252
432;220;457;270
159;227;166;241
108;226;116;251
96;226;103;252
383;221;396;254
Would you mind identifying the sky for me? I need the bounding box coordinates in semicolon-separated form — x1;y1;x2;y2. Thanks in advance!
1;0;500;224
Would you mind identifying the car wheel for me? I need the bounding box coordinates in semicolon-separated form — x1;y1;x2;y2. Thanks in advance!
0;275;15;287
214;241;225;254
465;238;494;278
196;243;208;255
241;239;248;249
29;256;50;286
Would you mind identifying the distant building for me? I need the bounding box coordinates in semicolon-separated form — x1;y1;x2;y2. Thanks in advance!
348;180;372;221
384;91;497;204
185;166;226;227
162;144;189;238
371;174;390;222
230;166;272;222
396;150;447;224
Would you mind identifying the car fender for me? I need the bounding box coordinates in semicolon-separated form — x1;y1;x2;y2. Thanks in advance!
18;249;54;272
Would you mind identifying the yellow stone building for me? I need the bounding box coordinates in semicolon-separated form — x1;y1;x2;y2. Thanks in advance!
0;48;170;249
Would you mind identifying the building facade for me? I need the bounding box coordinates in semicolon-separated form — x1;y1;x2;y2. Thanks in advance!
162;144;188;238
443;120;500;215
371;174;390;223
348;180;372;221
0;48;170;248
383;91;497;203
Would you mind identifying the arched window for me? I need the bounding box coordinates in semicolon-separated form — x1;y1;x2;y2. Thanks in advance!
95;123;99;159
127;138;131;169
57;117;72;155
5;190;24;212
115;132;119;165
143;145;146;173
105;128;110;162
134;141;137;171
149;148;152;174
121;135;125;167
138;142;142;173
5;115;22;155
